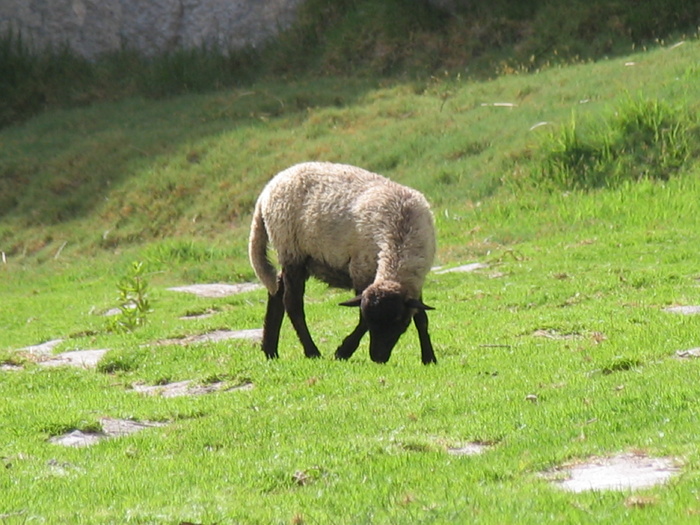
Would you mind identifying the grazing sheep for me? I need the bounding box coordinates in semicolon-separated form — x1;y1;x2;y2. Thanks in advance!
249;162;437;364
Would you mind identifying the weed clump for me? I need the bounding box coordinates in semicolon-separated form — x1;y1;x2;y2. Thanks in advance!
97;348;149;374
107;261;151;333
532;97;697;190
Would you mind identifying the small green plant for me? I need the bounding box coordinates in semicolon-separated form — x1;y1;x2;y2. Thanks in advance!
108;261;151;333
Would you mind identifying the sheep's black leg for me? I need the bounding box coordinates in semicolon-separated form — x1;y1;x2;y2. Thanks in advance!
414;309;437;365
261;276;285;359
282;264;322;358
335;311;367;360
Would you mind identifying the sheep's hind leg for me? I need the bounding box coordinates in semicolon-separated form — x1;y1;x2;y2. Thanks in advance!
335;312;367;360
414;309;437;365
283;264;322;358
261;276;285;359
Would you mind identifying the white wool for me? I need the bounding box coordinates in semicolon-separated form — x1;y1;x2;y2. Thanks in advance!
249;162;435;299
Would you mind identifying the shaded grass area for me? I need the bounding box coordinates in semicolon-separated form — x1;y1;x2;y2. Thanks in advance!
0;76;379;262
2;0;699;128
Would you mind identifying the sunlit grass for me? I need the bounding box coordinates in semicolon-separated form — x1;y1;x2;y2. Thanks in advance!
1;39;700;524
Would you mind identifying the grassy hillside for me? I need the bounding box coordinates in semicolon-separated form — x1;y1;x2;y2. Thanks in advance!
1;35;700;524
2;38;699;268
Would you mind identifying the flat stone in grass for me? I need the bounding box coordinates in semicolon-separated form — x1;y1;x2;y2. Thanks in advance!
664;305;700;315
50;430;104;448
17;339;108;369
100;417;167;436
547;453;680;493
434;263;488;274
167;283;261;298
49;418;167;448
676;347;700;359
447;442;490;456
132;379;254;398
154;328;263;346
191;328;263;343
18;339;65;355
39;349;108;368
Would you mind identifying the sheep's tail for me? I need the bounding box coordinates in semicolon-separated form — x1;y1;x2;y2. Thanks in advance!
248;202;279;295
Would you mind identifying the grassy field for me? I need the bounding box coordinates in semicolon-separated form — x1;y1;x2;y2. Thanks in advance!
1;38;700;523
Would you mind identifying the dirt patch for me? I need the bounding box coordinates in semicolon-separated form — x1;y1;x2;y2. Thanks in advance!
49;418;167;448
132;379;254;398
545;453;680;492
167;283;262;298
532;329;581;340
46;458;85;477
153;328;263;346
180;308;218;320
664;305;700;315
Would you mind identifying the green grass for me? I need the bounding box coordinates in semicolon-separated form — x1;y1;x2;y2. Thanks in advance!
2;39;700;523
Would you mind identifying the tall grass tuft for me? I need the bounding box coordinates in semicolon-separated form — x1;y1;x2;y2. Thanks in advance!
533;97;697;190
0;31;94;126
136;45;259;99
0;33;259;127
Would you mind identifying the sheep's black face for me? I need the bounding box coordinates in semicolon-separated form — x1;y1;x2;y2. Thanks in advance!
362;291;414;363
340;284;434;363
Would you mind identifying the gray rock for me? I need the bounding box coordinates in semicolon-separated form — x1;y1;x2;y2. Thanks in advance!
38;349;108;368
664;305;700;315
168;283;261;298
0;0;304;59
49;418;167;447
549;453;679;493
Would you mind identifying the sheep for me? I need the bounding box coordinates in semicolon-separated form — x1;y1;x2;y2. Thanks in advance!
248;161;437;364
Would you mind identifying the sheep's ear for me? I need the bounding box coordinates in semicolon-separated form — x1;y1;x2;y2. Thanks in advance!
339;295;362;307
406;298;435;311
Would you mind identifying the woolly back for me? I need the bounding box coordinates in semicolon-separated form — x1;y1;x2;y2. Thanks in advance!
251;162;435;297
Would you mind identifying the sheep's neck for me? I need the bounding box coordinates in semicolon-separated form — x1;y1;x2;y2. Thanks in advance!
375;245;426;298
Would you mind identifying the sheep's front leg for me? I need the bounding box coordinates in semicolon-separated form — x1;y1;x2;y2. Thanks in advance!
335;311;367;360
413;309;437;365
261;275;285;359
283;264;322;358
